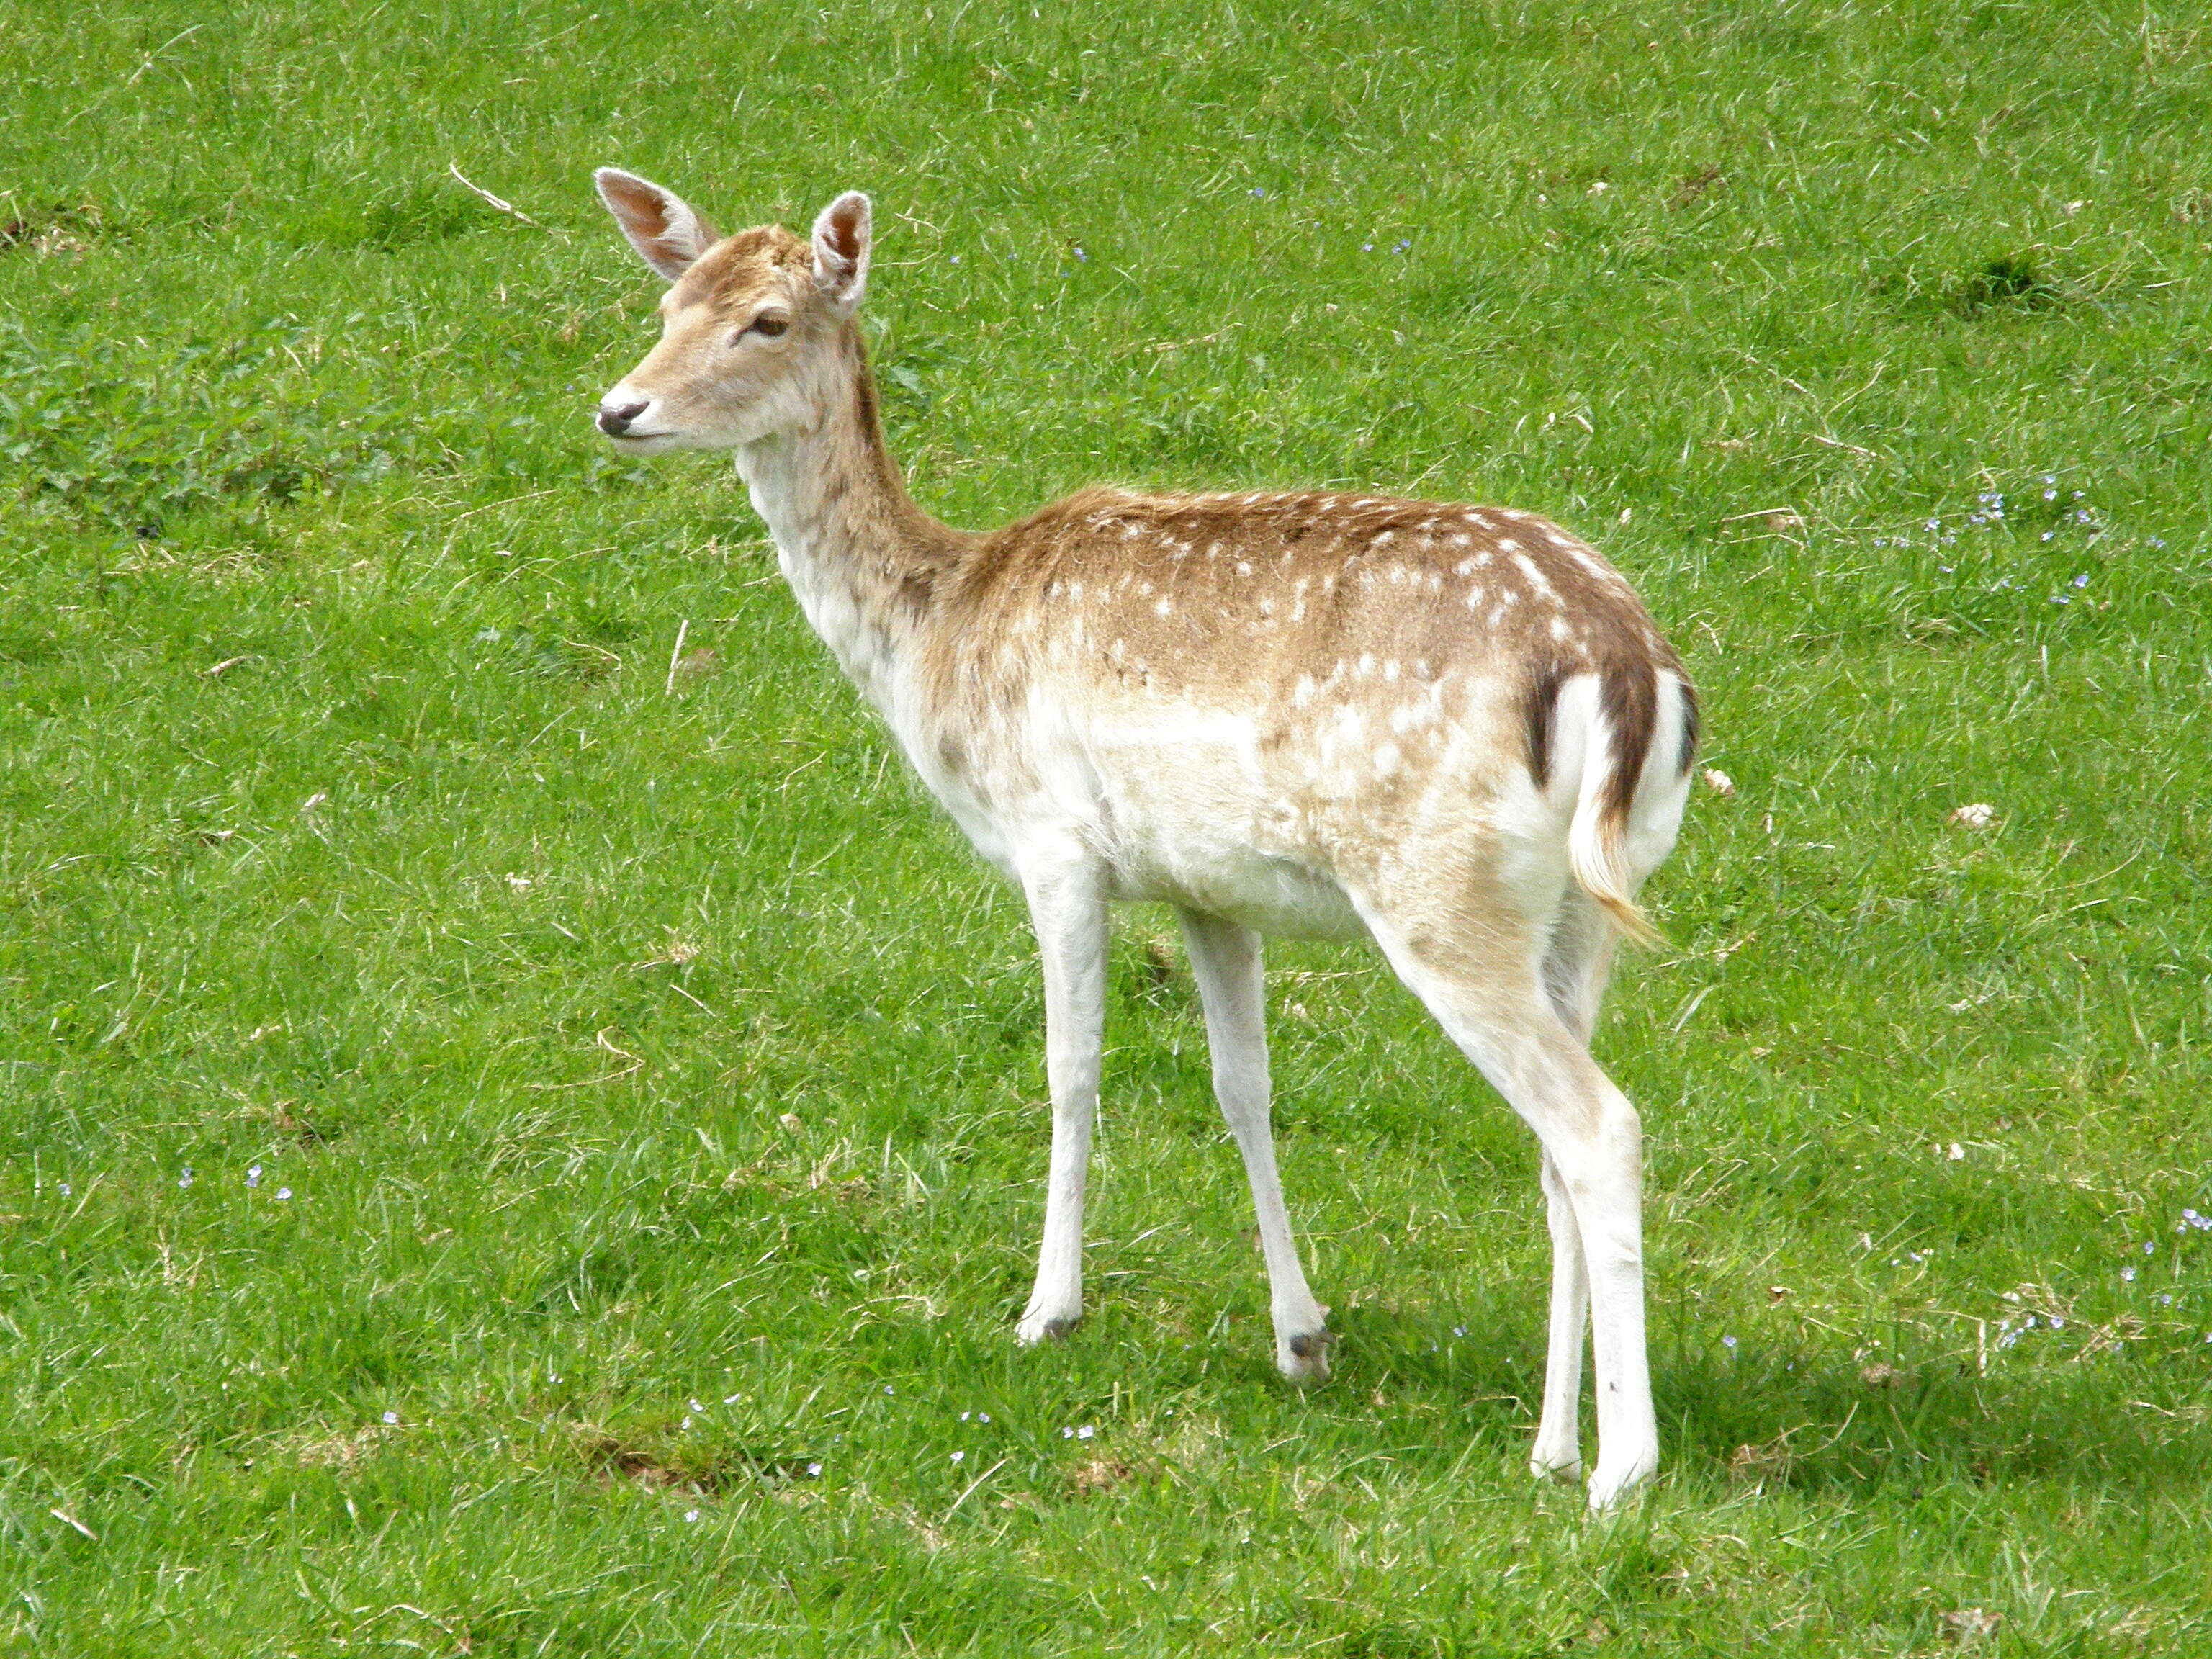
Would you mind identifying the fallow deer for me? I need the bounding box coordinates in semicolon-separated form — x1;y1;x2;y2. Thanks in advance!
590;170;1698;1507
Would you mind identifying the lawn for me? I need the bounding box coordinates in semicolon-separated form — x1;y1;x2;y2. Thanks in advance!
4;0;2211;1652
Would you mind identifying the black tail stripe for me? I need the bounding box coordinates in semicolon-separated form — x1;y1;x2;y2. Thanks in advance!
1597;663;1660;831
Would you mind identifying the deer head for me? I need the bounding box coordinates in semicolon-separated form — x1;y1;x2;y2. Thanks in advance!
592;169;873;453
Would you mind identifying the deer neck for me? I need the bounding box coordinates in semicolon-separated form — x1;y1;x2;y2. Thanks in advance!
733;327;961;714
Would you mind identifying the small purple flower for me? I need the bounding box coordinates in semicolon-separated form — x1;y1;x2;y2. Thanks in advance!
178;1168;193;1190
1077;1424;1096;1439
57;1182;71;1197
246;1165;262;1189
806;1462;823;1476
1393;239;1411;253
950;1449;966;1462
275;1187;292;1200
2044;488;2058;501
1073;246;1087;263
683;1508;700;1523
1721;1334;1737;1351
2122;1266;2137;1282
2049;1317;2064;1329
1250;187;1267;197
382;1411;399;1424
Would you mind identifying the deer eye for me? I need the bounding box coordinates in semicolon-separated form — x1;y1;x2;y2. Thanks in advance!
747;314;789;338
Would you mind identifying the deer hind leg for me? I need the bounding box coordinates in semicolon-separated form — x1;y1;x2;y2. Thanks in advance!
1361;896;1658;1509
1177;907;1333;1385
1015;850;1109;1346
1530;891;1621;1480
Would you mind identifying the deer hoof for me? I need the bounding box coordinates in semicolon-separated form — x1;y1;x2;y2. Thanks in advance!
1016;1310;1080;1346
1280;1328;1335;1386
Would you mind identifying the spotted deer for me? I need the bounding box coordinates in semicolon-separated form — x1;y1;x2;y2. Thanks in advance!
590;169;1698;1507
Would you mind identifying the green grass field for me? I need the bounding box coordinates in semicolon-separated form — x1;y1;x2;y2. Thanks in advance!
6;1;2212;1651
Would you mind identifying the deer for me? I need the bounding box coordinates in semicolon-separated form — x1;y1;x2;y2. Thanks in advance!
589;168;1699;1509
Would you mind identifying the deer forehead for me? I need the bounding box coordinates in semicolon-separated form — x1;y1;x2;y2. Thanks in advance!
664;225;813;319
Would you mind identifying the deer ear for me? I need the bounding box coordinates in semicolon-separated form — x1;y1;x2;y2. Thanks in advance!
594;168;716;282
810;191;872;313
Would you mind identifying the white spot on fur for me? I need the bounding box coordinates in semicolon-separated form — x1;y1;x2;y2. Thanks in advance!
1513;554;1559;601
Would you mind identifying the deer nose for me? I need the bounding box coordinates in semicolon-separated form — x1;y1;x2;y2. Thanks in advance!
597;399;651;436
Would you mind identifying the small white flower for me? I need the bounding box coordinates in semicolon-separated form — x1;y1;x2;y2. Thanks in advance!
979;1412;990;1424
57;1182;70;1196
178;1168;194;1189
1722;1334;1737;1350
1948;1143;1966;1161
2122;1267;2136;1282
382;1411;399;1425
690;1399;706;1413
683;1509;700;1523
275;1187;292;1200
1077;1425;1096;1439
1948;803;1996;830
806;1462;823;1476
246;1165;263;1189
1061;1426;1074;1439
1701;768;1736;798
950;1449;966;1462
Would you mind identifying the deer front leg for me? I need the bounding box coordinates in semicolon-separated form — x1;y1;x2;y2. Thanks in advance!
1177;907;1332;1385
1530;1148;1589;1480
1015;852;1109;1346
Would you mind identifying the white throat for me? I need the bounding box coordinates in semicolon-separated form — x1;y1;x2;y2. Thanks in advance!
732;403;917;721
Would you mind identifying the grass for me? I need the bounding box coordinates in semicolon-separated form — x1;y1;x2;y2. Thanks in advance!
4;0;2211;1651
